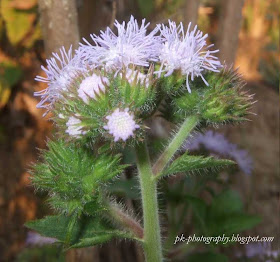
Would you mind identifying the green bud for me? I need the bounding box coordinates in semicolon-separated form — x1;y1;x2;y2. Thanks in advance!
173;68;254;124
52;68;157;146
31;140;127;215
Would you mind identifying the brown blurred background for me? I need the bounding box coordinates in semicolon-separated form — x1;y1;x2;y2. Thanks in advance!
0;0;279;261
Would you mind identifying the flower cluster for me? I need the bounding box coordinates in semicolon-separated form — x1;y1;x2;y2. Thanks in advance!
185;131;253;175
35;16;224;144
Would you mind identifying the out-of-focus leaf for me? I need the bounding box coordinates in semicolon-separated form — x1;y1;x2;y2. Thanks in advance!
208;190;243;219
187;252;228;262
0;61;22;86
206;190;261;236
0;16;4;37
185;195;207;233
0;61;22;107
16;245;65;262
22;21;41;48
106;177;140;199
0;0;36;45
137;0;154;17
10;0;37;10
207;214;261;236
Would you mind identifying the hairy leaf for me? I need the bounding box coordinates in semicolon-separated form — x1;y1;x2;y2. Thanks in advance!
162;154;234;177
31;140;127;215
26;214;127;248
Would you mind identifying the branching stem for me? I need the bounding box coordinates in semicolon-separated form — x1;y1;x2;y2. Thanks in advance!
152;115;199;178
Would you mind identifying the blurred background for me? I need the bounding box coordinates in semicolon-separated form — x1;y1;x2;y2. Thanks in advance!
0;0;279;261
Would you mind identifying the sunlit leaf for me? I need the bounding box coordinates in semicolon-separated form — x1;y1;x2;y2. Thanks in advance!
1;0;36;45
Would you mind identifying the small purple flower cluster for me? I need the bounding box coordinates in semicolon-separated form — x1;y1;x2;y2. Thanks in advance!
35;16;222;142
185;130;253;175
35;16;221;111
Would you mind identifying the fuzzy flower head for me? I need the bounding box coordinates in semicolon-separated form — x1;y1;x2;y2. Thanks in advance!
78;74;109;103
104;108;140;142
120;68;152;88
79;16;160;71
66;116;86;138
157;21;222;92
35;46;83;113
185;131;253;175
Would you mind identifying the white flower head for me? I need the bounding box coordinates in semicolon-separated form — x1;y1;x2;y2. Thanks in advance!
104;108;140;142
35;46;83;113
120;68;150;88
66;116;86;138
79;15;160;71
78;74;109;103
157;21;222;92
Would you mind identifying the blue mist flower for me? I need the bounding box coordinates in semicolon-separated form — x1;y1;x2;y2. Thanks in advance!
157;21;222;92
78;15;160;71
34;46;83;113
185;131;253;175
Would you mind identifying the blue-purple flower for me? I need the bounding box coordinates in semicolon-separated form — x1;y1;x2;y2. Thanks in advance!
78;15;160;71
157;21;222;92
185;131;253;175
34;46;83;113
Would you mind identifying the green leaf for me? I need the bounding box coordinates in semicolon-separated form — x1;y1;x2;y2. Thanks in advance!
70;234;114;248
206;190;261;236
25;214;125;248
185;195;207;234
0;61;22;86
70;230;129;248
187;252;228;262
106;177;140;199
162;154;235;177
208;190;243;219
0;61;22;107
31;140;126;215
0;0;35;45
208;214;261;236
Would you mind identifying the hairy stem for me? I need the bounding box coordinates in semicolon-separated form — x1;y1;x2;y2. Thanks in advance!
136;142;163;262
108;202;144;240
152;115;199;178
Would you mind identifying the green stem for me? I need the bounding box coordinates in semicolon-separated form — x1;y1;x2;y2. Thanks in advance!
107;202;144;240
152;115;199;178
135;142;163;262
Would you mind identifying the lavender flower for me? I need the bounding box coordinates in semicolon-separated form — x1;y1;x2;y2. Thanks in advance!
26;232;56;246
104;108;140;142
78;74;109;103
78;16;160;71
157;21;222;92
35;46;82;113
66;116;86;138
236;242;280;260
185;131;253;175
120;68;151;88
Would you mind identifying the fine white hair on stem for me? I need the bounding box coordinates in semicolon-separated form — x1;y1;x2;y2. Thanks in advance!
156;20;222;92
78;15;161;71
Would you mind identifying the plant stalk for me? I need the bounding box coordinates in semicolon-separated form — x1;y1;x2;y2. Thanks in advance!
136;142;163;262
107;202;144;240
152;115;199;178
